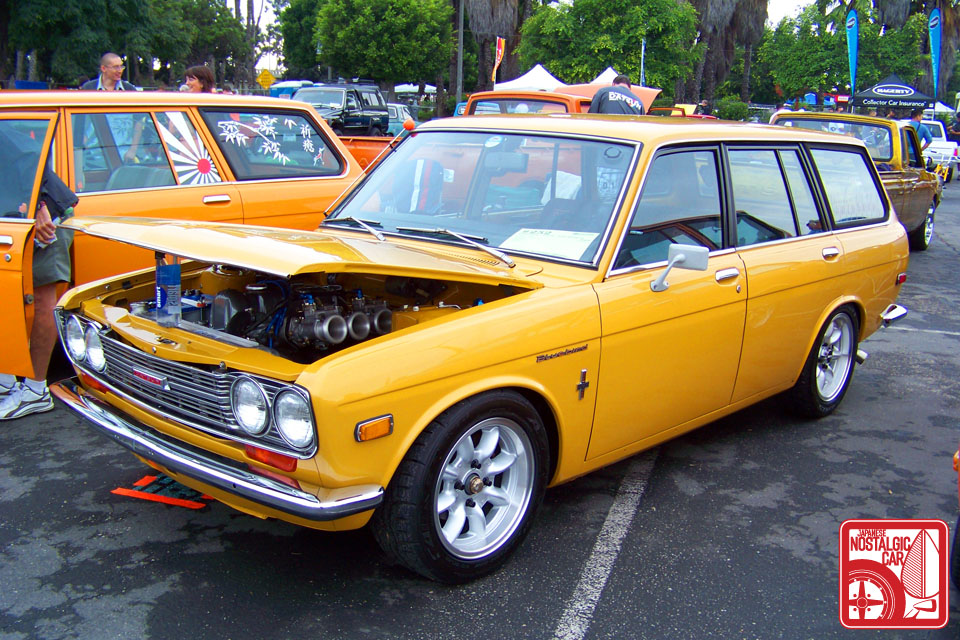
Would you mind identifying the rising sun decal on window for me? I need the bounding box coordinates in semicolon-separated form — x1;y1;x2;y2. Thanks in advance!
159;112;223;185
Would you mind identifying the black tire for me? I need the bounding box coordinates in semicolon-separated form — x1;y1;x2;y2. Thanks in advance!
908;201;935;251
952;513;960;591
369;126;383;137
947;167;954;183
789;306;859;418
372;390;549;583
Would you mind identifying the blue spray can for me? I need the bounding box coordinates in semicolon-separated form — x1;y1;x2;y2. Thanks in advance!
155;254;181;327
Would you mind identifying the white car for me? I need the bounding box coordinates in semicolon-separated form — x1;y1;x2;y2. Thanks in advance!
904;119;959;182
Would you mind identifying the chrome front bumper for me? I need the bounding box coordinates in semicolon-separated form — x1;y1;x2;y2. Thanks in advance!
51;378;383;521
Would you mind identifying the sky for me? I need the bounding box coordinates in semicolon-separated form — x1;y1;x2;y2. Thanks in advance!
767;0;812;25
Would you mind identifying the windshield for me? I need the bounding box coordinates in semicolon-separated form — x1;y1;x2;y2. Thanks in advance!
294;88;345;109
328;130;637;263
775;117;893;162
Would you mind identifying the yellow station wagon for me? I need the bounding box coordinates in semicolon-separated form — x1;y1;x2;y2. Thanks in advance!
51;115;909;582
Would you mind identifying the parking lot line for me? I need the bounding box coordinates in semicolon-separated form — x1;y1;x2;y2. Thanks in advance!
553;449;659;640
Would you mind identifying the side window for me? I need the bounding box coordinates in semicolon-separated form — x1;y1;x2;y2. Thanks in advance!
729;148;816;246
71;112;176;193
0;120;45;217
779;150;823;236
346;94;360;110
810;148;886;226
903;129;923;168
155;111;222;185
201;109;344;180
360;90;383;107
613;149;722;269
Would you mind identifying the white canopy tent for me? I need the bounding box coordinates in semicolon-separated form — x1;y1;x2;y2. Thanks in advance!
494;64;566;91
591;67;619;84
395;83;436;94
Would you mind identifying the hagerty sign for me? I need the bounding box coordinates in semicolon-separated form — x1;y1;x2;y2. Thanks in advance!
852;74;934;109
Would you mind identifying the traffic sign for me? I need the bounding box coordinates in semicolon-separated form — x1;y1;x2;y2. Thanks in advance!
256;69;276;90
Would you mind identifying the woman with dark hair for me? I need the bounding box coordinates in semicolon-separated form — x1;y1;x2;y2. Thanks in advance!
184;65;215;93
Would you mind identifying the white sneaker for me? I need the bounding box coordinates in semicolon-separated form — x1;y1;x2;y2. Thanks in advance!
0;382;54;420
0;374;16;398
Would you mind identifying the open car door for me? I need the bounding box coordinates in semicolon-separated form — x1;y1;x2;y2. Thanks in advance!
0;112;58;378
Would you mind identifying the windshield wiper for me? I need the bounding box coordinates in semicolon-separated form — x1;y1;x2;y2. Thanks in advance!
321;216;385;241
395;226;515;268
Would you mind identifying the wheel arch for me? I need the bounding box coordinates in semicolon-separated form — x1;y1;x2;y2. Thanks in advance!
791;297;863;384
377;381;563;494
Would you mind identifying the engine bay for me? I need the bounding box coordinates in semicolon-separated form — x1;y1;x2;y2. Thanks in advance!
96;262;525;363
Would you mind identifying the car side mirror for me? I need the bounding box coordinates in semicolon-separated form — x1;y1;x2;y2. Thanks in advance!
650;244;709;292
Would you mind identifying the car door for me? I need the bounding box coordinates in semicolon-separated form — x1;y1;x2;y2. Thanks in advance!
724;145;849;402
900;127;937;231
196;107;358;230
67;108;242;284
589;147;746;459
0;112;58;377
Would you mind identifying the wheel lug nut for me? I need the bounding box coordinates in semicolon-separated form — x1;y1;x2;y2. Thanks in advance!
483;477;492;486
465;499;476;508
454;481;464;491
471;459;481;469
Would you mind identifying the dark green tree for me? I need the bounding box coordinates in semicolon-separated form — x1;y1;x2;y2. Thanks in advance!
315;0;452;86
278;0;326;79
517;0;699;91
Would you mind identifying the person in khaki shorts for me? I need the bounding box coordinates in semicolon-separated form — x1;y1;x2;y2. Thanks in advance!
0;169;77;420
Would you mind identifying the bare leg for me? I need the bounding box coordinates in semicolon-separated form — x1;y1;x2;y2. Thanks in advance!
29;283;59;381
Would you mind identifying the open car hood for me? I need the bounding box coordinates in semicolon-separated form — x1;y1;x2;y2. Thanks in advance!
64;217;543;289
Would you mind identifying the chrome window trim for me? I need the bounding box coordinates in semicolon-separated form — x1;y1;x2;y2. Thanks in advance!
604;142;723;280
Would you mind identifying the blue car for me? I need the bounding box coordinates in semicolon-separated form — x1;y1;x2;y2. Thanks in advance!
387;103;418;135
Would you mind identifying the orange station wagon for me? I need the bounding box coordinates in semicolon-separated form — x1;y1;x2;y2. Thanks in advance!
0;91;364;378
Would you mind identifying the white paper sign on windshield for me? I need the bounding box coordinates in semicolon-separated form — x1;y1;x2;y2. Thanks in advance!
500;228;598;261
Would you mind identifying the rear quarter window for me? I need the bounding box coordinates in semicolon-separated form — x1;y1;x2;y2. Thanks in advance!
809;147;886;227
201;109;344;180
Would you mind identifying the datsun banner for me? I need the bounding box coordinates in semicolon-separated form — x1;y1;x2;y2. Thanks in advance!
929;9;941;100
846;10;858;94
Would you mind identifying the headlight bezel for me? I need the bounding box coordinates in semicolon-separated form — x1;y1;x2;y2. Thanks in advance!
272;388;316;450
65;315;87;361
84;325;106;371
230;376;271;436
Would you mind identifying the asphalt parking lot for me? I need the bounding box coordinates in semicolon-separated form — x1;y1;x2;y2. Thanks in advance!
2;186;959;639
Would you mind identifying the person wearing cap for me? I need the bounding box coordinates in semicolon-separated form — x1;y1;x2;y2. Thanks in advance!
589;74;645;115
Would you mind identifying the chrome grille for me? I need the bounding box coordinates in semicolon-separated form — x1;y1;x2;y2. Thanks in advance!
90;331;313;457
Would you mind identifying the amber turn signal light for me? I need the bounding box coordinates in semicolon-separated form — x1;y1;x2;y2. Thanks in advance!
355;415;394;442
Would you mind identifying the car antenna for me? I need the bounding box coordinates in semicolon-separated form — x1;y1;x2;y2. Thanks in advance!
320;119;417;222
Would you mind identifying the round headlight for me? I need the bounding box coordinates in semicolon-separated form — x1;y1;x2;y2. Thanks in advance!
65;316;86;361
231;377;269;435
274;390;314;449
84;326;106;371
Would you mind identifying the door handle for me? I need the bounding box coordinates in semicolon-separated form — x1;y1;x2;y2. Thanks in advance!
822;247;840;259
202;195;232;204
715;267;739;282
0;235;13;246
